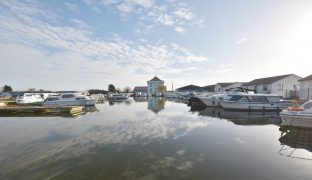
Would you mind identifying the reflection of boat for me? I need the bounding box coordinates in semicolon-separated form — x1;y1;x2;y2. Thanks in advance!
279;127;312;160
83;106;99;113
16;93;44;105
220;94;292;111
108;94;129;100
43;94;96;107
280;100;312;128
191;106;281;125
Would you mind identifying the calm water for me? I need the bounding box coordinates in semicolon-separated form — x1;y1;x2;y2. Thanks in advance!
0;98;312;180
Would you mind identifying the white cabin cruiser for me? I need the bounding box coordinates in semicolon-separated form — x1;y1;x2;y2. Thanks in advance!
280;100;312;127
16;93;44;105
220;94;292;111
43;94;96;107
199;87;252;107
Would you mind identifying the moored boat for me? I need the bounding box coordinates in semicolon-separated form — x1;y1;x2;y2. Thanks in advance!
43;93;96;107
220;94;292;111
15;93;44;105
199;87;253;107
280;100;312;127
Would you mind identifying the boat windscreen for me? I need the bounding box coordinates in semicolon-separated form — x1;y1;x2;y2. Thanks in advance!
302;101;312;110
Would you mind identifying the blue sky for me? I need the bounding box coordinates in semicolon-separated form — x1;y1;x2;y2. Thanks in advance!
0;0;311;91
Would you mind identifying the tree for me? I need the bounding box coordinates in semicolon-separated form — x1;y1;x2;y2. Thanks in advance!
158;85;166;96
108;84;116;92
2;85;12;92
123;86;131;93
116;88;121;93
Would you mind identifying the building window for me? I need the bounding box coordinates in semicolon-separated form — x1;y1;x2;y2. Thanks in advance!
278;84;283;91
263;84;268;91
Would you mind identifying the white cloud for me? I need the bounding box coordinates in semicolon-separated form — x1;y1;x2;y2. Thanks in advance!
64;2;79;13
0;0;208;89
236;35;249;45
175;26;185;33
236;38;247;44
117;2;134;13
83;0;203;33
174;7;195;21
70;19;88;29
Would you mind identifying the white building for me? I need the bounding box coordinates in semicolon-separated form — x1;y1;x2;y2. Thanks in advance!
147;77;165;97
214;82;243;92
244;74;302;98
299;74;312;100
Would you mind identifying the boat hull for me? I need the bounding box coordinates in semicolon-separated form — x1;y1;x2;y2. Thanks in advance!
43;99;96;107
281;114;312;128
220;101;285;111
200;98;220;107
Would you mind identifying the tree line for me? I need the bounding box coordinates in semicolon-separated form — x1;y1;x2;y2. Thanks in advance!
1;85;12;92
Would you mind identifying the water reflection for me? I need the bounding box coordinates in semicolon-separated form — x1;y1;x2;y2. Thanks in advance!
148;98;165;113
279;127;312;160
1;100;312;179
191;106;281;125
0;101;209;179
108;99;132;106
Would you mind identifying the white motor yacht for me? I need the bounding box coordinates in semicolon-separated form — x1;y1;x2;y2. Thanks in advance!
16;93;44;105
280;100;312;127
199;87;252;107
220;94;292;111
43;93;96;107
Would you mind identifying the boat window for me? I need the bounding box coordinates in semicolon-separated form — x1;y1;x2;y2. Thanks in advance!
266;96;281;102
229;95;243;101
62;94;74;98
76;97;86;100
46;97;59;101
248;96;268;102
238;96;249;102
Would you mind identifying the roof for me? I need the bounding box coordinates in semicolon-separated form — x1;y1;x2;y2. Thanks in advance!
244;74;294;86
177;85;203;91
202;84;215;91
148;77;163;82
217;83;236;87
133;86;147;91
299;74;312;82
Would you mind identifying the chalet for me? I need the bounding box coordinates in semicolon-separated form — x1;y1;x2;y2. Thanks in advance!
299;74;312;100
147;77;166;97
244;74;302;98
133;86;148;97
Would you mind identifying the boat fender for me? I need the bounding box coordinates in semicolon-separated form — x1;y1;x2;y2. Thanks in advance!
287;107;304;111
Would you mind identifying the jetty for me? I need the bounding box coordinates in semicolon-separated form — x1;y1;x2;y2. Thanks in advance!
0;106;83;117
